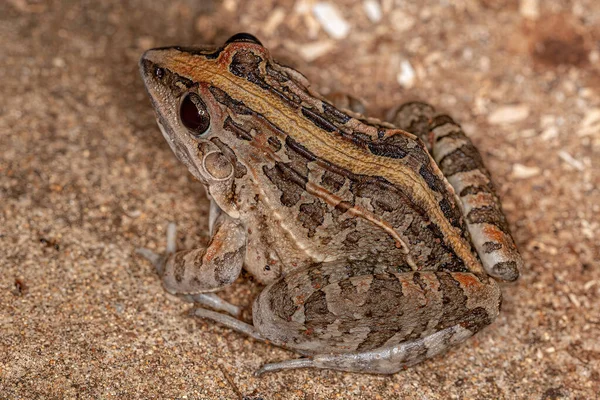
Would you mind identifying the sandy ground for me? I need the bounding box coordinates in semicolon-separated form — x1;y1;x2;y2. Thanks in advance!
1;0;599;398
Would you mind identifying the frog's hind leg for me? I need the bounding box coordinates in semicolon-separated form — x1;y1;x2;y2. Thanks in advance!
391;102;523;282
255;324;472;376
252;264;501;375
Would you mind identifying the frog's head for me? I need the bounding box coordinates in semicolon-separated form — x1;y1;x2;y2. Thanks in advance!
139;33;268;190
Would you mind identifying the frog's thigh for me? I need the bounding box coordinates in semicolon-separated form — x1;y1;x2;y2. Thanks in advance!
391;102;522;282
252;267;501;374
161;212;247;295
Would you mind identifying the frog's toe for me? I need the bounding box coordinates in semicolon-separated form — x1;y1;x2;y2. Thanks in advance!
254;358;315;376
136;247;168;275
136;222;177;274
165;222;177;253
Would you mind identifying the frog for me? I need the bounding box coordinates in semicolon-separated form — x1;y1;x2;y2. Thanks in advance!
137;33;522;375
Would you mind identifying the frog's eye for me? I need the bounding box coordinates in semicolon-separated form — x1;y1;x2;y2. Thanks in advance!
180;93;210;137
225;32;262;46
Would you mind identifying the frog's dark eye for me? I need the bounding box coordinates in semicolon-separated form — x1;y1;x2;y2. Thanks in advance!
154;67;165;79
180;93;210;137
225;33;262;46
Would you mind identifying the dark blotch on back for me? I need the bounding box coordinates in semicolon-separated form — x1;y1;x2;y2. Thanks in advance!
223;117;252;141
298;199;328;237
323;102;351;124
262;137;314;207
209;86;253;115
321;170;345;192
418;164;445;194
229;50;270;90
366;133;417;159
367;142;407;159
301;106;338;133
267;136;282;151
263;163;306;207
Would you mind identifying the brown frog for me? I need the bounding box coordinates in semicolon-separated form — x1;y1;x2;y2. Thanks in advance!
138;33;522;375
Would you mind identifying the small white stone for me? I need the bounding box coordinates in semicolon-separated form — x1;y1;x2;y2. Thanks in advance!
296;40;336;62
568;293;581;308
313;2;350;39
540;126;559;141
558;151;585;171
487;105;530;125
52;57;66;68
578;108;600;137
223;0;237;12
519;0;539;19
511;163;541;179
363;0;382;23
396;60;416;88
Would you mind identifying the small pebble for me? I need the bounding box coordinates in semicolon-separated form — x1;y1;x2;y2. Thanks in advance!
540;126;559;141
296;40;336;62
558;151;585;171
519;0;539;19
363;0;382;23
512;163;541;179
488;105;530;125
578;108;600;137
313;2;350;39
396;60;416;88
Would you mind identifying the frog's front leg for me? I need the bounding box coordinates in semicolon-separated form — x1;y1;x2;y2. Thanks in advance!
138;210;246;296
250;261;501;375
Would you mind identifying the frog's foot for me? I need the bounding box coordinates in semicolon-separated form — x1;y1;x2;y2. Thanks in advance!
136;222;177;275
254;324;472;376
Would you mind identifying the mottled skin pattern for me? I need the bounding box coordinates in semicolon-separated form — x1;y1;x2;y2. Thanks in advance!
138;33;522;375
